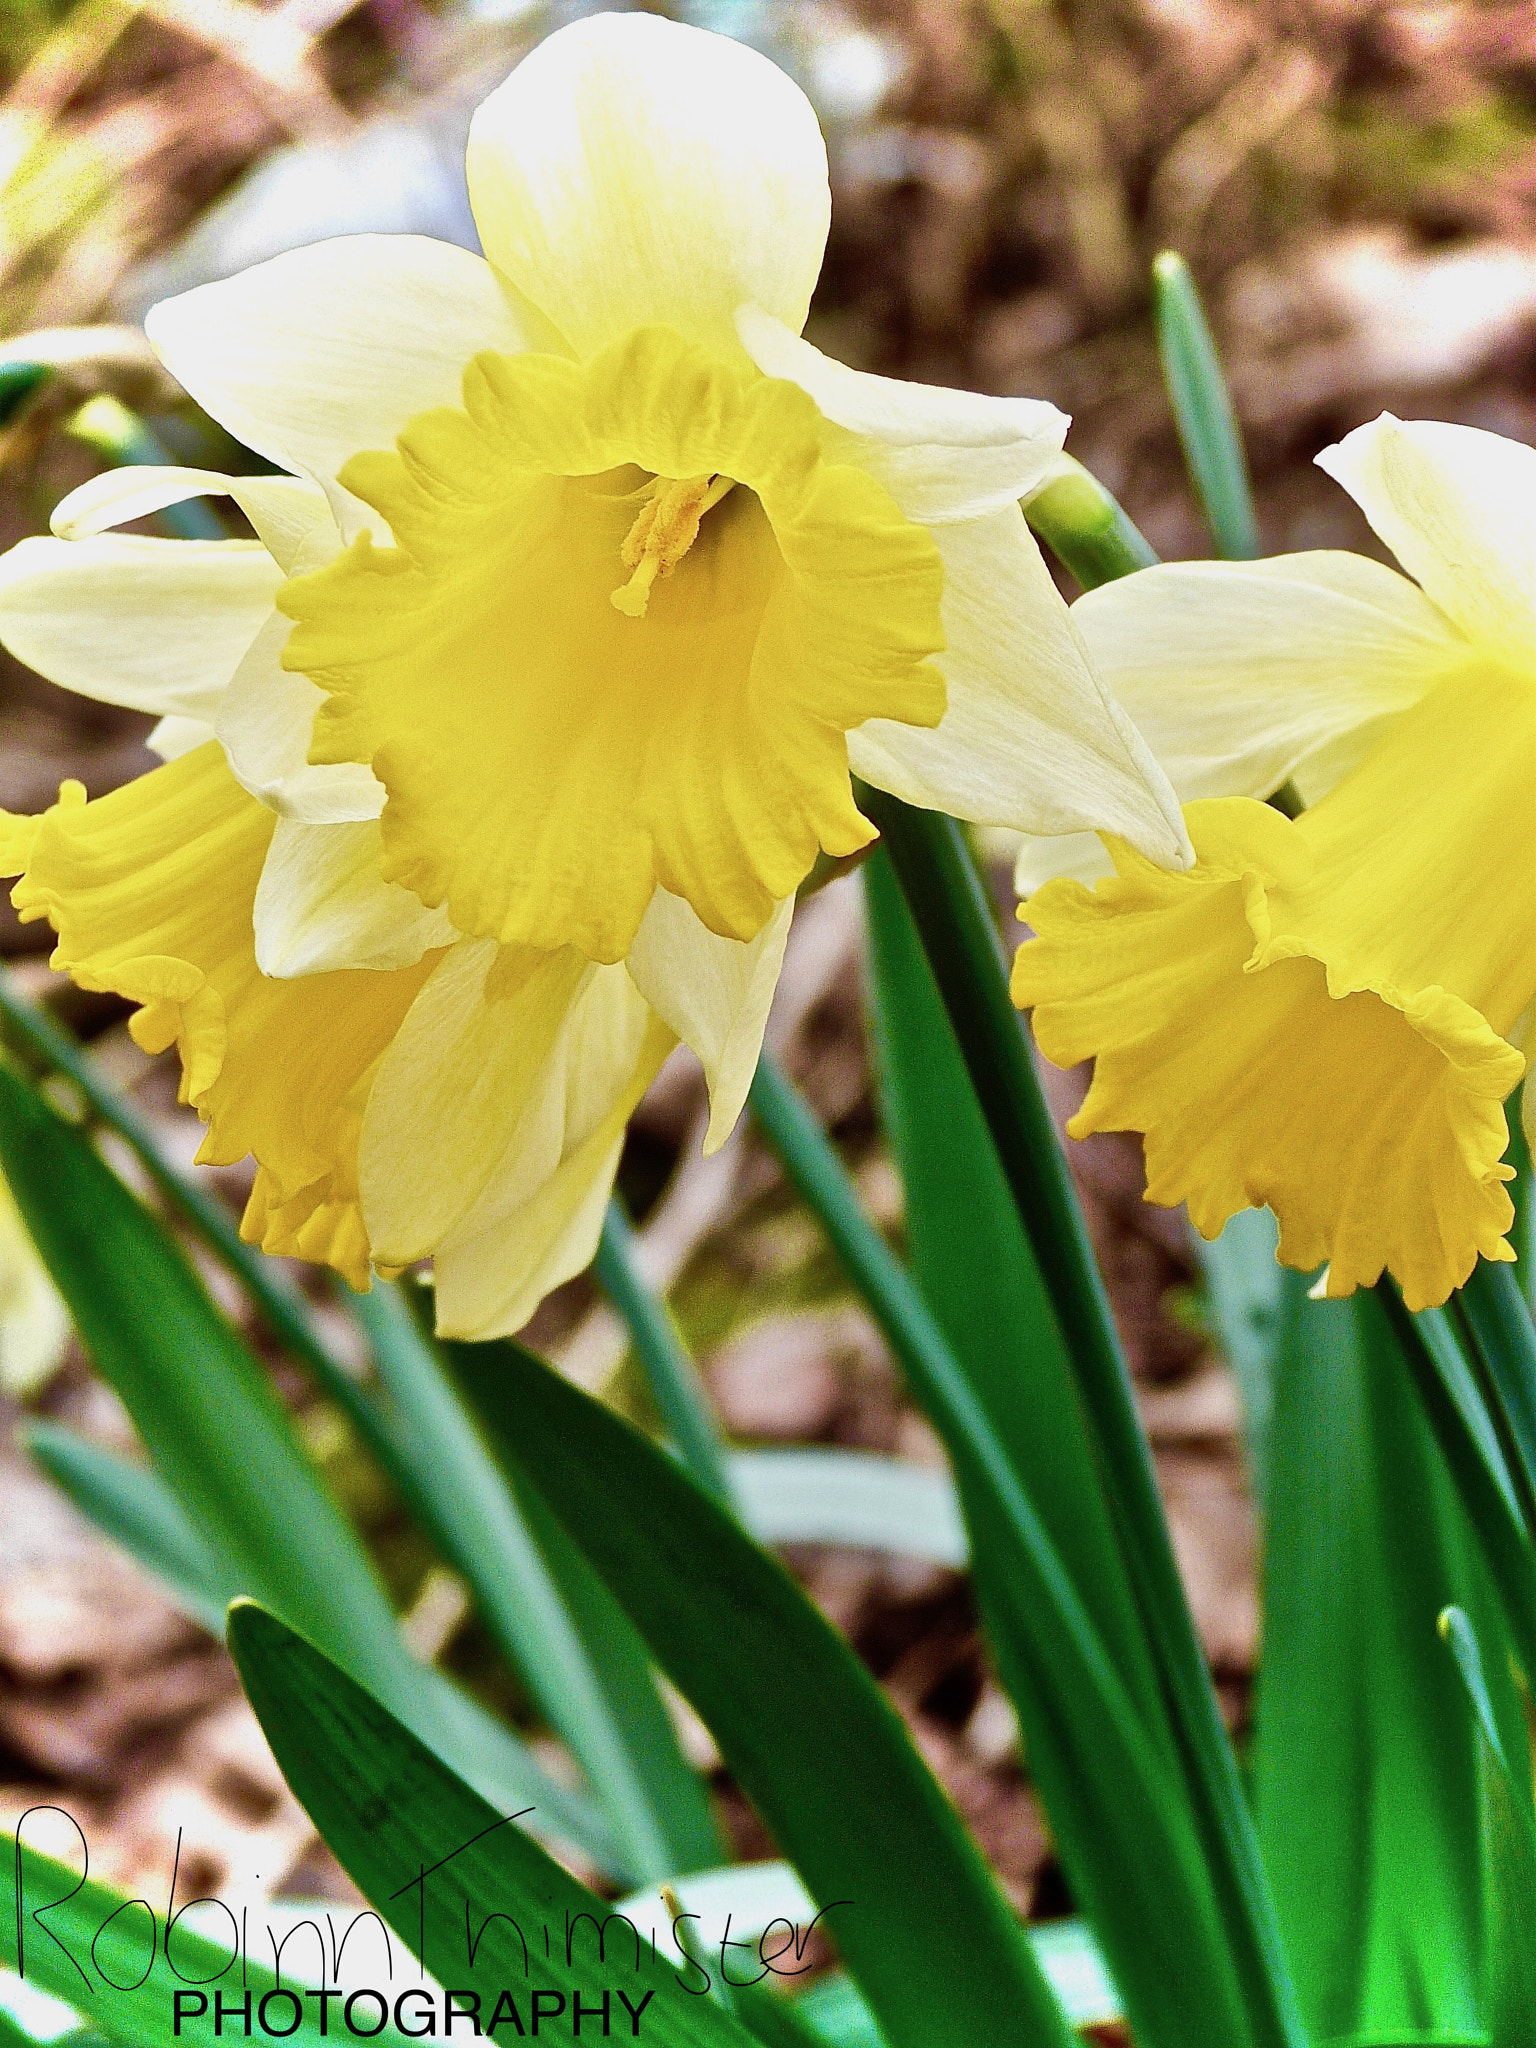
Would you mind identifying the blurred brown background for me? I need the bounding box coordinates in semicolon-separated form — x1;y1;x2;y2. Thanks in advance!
0;0;1530;1962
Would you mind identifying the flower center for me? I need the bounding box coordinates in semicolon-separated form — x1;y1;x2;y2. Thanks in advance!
611;472;737;617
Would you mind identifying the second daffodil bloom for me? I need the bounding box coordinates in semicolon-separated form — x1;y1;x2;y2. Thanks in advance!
0;12;1187;1337
1013;413;1536;1311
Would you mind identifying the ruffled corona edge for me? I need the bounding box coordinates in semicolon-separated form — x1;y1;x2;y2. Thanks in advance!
1013;795;1523;1310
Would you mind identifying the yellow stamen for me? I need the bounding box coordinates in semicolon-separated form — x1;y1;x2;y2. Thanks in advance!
611;473;735;618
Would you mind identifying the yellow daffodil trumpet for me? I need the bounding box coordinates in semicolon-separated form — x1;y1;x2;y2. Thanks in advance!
1012;414;1536;1310
0;11;1187;1337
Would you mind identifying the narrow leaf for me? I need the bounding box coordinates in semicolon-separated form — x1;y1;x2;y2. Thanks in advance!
228;1603;757;2048
442;1337;1078;2048
1152;249;1260;559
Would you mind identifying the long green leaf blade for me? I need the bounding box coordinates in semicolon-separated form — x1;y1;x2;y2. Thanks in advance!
0;1060;606;1863
746;1050;1247;2048
353;1283;720;1883
856;791;1303;2048
442;1336;1078;2048
0;1832;400;2045
228;1603;757;2048
1152;250;1260;559
1255;1282;1509;2042
22;1423;229;1635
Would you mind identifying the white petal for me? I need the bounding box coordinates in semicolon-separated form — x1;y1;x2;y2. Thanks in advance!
848;506;1191;866
0;533;280;720
738;306;1068;523
467;14;829;361
1071;551;1476;803
216;610;387;823
1317;414;1536;666
145;237;523;534
253;819;458;978
1013;829;1112;899
627;888;792;1153
53;465;333;574
431;975;670;1340
359;940;592;1262
148;715;217;760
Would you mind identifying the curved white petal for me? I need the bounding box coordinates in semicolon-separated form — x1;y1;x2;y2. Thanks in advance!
53;465;333;574
627;887;792;1153
1013;829;1113;899
431;978;672;1340
1071;551;1477;804
215;610;386;823
145;237;523;534
467;14;829;361
253;819;457;978
148;714;217;760
1317;414;1536;666
849;506;1191;866
0;533;280;719
738;306;1068;523
359;940;592;1262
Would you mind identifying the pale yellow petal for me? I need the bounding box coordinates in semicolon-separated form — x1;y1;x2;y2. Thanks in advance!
358;940;591;1263
52;466;332;573
466;13;829;360
1071;551;1477;804
147;715;217;762
1317;414;1536;666
0;534;280;720
737;306;1068;523
216;609;386;824
253;818;458;978
144;236;523;534
627;887;792;1152
432;996;675;1340
848;507;1191;865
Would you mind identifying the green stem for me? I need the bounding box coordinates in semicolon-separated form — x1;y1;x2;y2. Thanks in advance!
1023;454;1157;590
595;1202;737;1516
1453;1261;1536;1545
852;791;1303;2047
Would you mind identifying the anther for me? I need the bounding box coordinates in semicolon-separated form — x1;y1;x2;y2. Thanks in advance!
612;473;735;618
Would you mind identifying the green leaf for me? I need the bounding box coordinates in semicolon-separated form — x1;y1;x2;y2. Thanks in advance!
0;1829;401;2045
228;1603;757;2048
353;1283;720;1883
21;1424;228;1636
596;1204;737;1514
853;793;1303;2048
0;1060;607;1866
863;849;1243;2044
728;1449;965;1564
1197;1208;1283;1504
1441;1605;1536;2048
1152;250;1260;559
1255;1282;1518;2044
442;1336;1078;2048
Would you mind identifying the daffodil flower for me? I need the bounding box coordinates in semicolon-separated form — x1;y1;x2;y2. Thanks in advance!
1013;413;1536;1310
0;11;1186;1336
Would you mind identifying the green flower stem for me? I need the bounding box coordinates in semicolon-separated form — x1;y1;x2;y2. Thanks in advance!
1023;454;1157;590
1153;251;1261;561
852;790;1303;2047
0;969;403;1479
595;1201;737;1516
